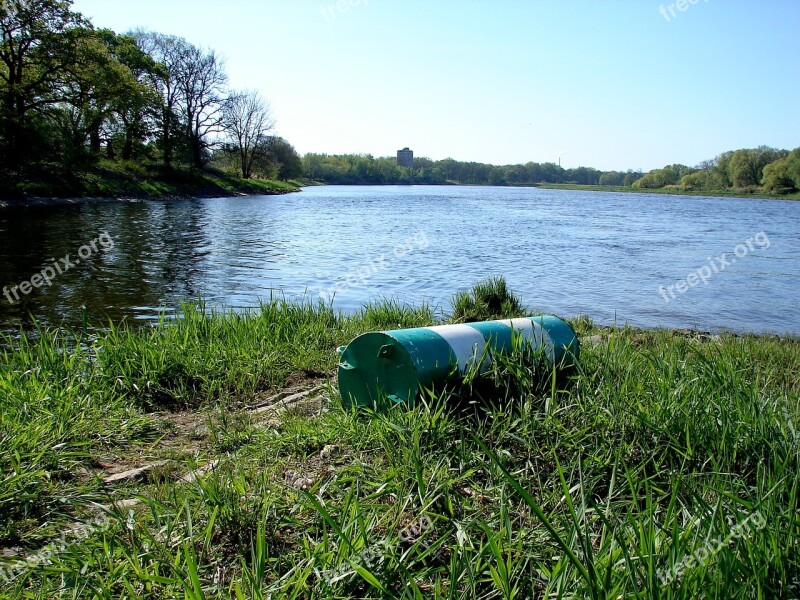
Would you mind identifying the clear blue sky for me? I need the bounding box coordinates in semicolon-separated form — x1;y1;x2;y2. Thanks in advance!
71;0;800;171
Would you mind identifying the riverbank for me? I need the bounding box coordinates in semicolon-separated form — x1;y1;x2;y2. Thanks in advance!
538;182;800;201
0;162;300;208
300;180;800;201
1;292;797;597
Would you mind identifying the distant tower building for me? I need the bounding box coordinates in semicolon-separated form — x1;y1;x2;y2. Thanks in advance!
397;147;414;169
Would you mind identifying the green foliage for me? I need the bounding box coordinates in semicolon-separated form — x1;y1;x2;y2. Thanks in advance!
0;0;89;166
303;155;617;187
632;148;799;196
679;169;710;190
632;164;696;189
712;150;735;187
4;160;298;199
729;146;787;188
565;166;602;185
232;136;305;181
542;182;800;200
762;148;800;193
450;276;527;323
0;3;300;197
623;170;643;186
304;153;578;186
599;170;624;186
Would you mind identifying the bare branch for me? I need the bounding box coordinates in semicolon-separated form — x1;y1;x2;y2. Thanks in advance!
222;89;274;178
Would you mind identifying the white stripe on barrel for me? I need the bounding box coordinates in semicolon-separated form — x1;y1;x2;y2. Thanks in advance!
496;318;556;362
427;324;489;372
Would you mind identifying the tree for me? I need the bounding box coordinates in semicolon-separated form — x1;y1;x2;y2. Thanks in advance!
566;166;601;185
623;170;643;187
708;151;735;187
539;162;564;183
632;165;693;189
524;162;543;183
101;31;161;161
762;148;800;194
134;32;229;171
599;171;624;186
52;29;157;165
0;0;87;166
488;168;506;186
175;41;227;170
131;30;186;169
222;90;273;179
679;170;709;190
729;146;787;188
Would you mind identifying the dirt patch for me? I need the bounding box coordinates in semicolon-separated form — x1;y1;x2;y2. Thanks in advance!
155;409;211;452
93;381;331;483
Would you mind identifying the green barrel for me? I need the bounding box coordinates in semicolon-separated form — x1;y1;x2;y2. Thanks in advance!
338;316;579;409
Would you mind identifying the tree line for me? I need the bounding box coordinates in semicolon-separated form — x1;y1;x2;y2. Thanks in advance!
4;1;794;197
302;153;631;187
303;146;800;195
0;0;301;193
633;147;800;194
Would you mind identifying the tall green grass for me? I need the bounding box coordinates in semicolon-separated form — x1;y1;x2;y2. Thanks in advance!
451;276;528;323
0;298;435;544
0;292;798;598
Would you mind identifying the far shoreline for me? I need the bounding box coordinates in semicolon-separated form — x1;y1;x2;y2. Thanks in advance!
4;179;799;208
301;181;800;202
535;183;800;201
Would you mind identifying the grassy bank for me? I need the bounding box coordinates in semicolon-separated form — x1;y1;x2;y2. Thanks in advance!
292;179;800;202
0;160;299;204
538;183;800;201
0;292;798;598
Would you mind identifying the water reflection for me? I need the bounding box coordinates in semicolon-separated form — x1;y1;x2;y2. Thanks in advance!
1;201;211;330
1;187;798;336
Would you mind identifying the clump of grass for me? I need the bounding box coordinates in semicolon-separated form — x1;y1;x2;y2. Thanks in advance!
450;276;527;322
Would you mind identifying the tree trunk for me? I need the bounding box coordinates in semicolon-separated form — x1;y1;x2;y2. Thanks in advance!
189;131;203;171
89;126;102;155
121;133;133;161
162;109;172;169
240;146;249;178
3;86;23;167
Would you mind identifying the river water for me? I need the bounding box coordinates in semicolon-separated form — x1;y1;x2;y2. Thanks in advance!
1;186;798;336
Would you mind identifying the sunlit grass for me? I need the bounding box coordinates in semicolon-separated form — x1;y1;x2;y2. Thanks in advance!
7;160;299;200
0;292;798;598
450;275;528;323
